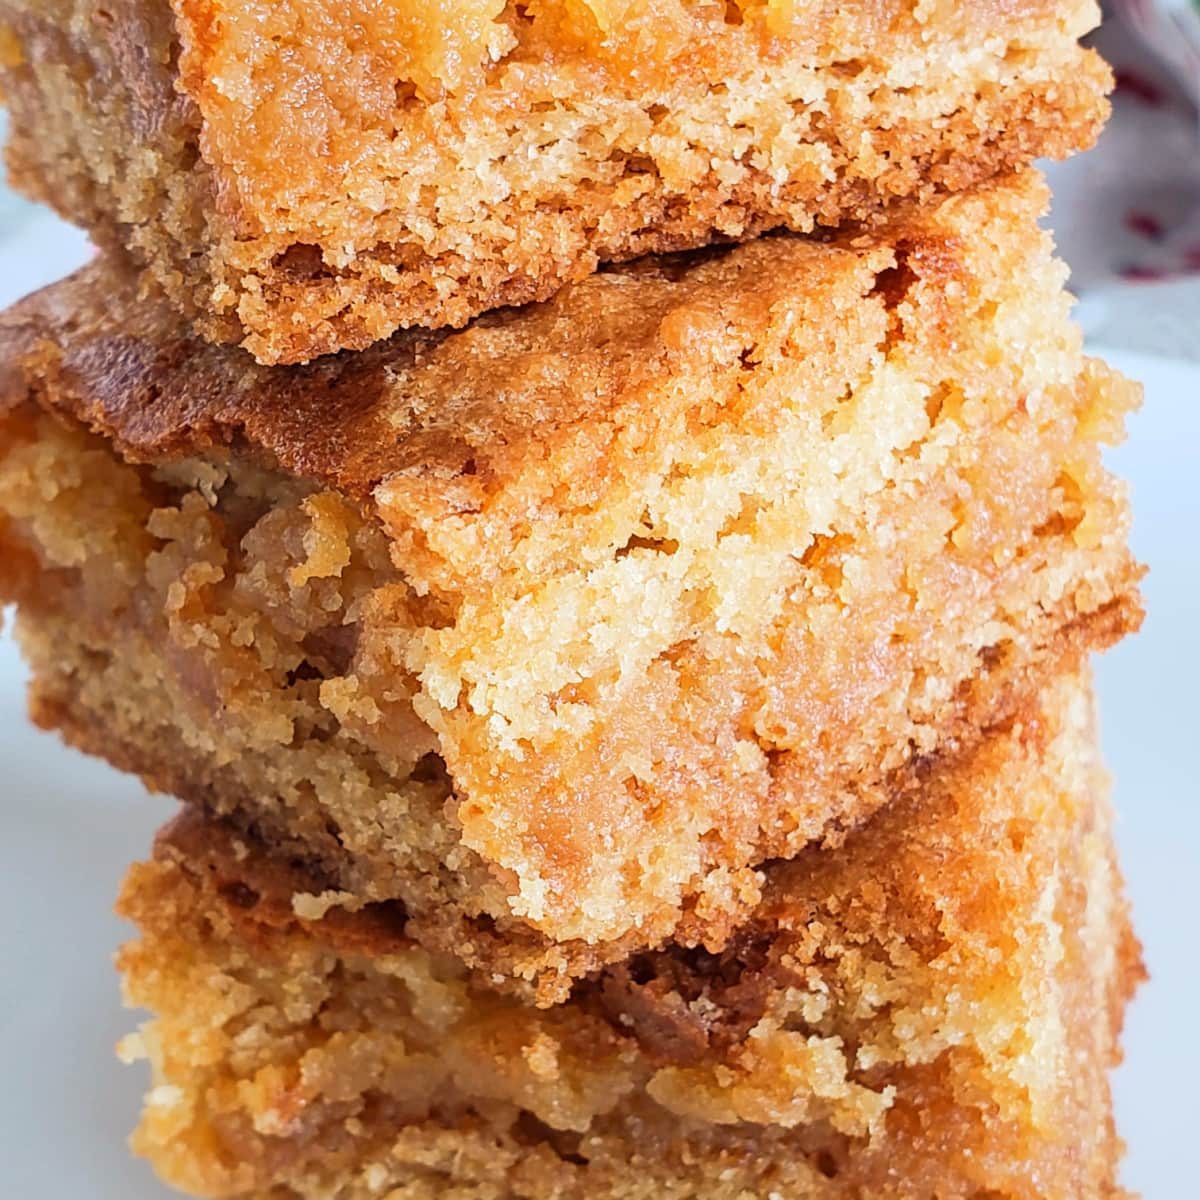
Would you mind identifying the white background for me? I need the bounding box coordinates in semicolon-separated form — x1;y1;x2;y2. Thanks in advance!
0;169;1196;1195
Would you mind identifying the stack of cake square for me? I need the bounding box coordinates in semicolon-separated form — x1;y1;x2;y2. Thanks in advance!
0;1;1145;1196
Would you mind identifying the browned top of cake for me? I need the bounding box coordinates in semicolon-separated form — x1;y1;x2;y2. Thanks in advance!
0;179;987;505
152;807;414;960
171;0;1073;111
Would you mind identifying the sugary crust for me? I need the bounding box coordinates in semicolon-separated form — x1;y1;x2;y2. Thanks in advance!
0;173;1145;974
0;0;1110;361
116;672;1144;1199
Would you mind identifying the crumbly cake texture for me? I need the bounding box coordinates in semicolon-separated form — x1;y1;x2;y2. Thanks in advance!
116;671;1143;1200
0;0;1110;363
0;174;1143;998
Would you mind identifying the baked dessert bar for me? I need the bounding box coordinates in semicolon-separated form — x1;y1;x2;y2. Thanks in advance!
0;0;1112;363
116;671;1143;1200
0;175;1142;998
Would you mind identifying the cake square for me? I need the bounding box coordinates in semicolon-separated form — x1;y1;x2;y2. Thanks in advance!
0;174;1141;997
0;0;1111;362
116;670;1143;1199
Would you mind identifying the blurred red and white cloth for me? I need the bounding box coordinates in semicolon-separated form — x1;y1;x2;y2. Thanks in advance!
1046;1;1200;357
1115;0;1200;108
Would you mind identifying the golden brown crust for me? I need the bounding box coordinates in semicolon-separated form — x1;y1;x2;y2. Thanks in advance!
116;672;1144;1199
151;808;413;960
0;0;1109;361
0;262;398;500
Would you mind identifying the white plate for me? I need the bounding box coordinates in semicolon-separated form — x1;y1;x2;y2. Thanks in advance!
0;210;1195;1195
